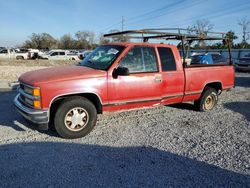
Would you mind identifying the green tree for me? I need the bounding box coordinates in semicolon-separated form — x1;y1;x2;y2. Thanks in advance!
75;31;95;49
23;33;57;49
225;30;238;48
59;34;76;49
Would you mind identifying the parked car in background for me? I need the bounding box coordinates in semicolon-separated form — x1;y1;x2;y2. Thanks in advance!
190;52;227;65
27;49;40;59
39;50;80;60
235;54;250;72
0;48;29;60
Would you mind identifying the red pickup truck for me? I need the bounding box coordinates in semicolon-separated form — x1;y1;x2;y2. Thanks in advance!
14;30;235;138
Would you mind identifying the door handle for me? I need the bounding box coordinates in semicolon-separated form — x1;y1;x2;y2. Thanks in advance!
154;75;162;83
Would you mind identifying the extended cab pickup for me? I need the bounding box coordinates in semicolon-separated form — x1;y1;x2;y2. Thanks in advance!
14;41;235;138
0;48;29;60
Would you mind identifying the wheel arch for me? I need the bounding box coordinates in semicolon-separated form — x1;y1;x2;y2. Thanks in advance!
49;93;103;122
203;81;223;94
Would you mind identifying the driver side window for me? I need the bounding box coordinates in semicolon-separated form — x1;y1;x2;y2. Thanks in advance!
119;46;158;73
51;52;57;56
0;49;7;54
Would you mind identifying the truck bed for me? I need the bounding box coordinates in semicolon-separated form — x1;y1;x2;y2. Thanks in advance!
183;65;235;102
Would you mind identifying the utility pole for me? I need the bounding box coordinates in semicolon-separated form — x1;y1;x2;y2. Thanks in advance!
122;16;124;31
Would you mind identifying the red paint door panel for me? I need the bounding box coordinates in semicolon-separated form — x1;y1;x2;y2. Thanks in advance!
157;47;185;104
107;46;162;110
108;73;162;104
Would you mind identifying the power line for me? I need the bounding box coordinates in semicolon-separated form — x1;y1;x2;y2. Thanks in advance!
144;1;250;32
99;0;188;33
125;0;187;23
161;2;250;29
125;0;204;27
98;21;122;33
99;0;250;34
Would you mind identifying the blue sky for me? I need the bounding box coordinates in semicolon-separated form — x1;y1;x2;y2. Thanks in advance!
0;0;250;47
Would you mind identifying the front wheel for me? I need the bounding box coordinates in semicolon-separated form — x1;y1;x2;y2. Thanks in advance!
54;97;97;139
194;87;218;112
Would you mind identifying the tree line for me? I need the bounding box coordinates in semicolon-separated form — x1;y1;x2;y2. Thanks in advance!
22;18;250;50
22;31;100;50
185;18;250;49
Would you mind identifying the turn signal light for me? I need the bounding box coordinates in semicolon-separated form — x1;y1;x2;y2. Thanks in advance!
33;88;40;96
33;100;41;108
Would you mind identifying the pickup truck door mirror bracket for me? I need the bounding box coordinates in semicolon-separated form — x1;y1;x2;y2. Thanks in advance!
112;67;130;79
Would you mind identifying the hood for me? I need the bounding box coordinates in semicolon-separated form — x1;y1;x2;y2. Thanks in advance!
19;65;106;86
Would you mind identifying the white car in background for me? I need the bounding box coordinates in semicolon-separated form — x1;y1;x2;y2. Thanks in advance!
0;48;29;60
40;50;79;60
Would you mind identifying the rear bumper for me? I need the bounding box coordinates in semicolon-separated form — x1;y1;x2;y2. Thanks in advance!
14;94;49;126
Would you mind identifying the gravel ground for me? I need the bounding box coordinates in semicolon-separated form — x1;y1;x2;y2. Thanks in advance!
0;72;249;187
0;60;77;82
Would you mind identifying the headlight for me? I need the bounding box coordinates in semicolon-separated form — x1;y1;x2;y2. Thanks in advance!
20;84;41;109
23;86;33;95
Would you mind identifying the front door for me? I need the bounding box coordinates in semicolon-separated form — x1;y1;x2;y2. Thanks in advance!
107;46;162;110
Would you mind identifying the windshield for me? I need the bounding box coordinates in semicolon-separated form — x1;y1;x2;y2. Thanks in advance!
47;51;53;55
79;45;125;70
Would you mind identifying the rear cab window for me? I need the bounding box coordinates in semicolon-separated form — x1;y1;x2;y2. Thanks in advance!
157;47;177;71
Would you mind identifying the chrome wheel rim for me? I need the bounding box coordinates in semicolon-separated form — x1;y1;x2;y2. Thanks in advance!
204;95;215;110
64;107;89;131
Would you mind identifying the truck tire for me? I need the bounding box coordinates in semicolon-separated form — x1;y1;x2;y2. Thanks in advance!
54;96;97;139
194;87;218;112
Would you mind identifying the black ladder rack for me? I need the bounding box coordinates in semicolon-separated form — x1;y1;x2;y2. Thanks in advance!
103;28;232;66
103;28;226;42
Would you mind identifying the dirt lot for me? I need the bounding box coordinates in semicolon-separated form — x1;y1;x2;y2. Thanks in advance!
0;59;77;82
0;61;249;187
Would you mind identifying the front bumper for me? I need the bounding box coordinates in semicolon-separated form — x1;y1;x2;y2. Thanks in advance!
14;94;49;126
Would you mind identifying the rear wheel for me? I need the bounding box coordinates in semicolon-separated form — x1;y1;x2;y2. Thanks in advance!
194;87;218;112
54;96;97;139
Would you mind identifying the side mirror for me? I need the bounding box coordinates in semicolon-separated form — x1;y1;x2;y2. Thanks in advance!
112;66;130;78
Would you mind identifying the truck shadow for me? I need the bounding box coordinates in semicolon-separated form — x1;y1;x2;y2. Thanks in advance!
0;91;57;136
0;91;26;131
224;101;250;122
0;142;249;187
168;103;195;111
